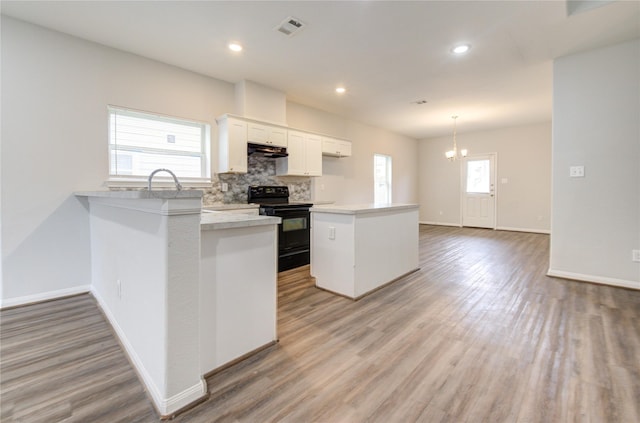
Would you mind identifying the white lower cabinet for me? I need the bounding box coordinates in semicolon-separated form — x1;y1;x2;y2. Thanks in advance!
200;224;278;373
276;130;322;176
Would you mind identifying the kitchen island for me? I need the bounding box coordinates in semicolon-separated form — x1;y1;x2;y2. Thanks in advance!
310;203;419;299
76;190;280;417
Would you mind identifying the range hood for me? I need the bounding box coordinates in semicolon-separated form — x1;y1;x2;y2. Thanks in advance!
247;143;288;158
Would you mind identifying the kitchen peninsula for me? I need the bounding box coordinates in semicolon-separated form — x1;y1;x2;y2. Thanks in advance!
310;203;419;299
75;190;279;417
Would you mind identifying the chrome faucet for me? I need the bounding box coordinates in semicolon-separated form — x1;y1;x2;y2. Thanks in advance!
147;168;183;191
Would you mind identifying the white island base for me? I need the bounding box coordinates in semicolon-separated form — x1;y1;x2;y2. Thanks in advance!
310;204;419;300
199;212;280;375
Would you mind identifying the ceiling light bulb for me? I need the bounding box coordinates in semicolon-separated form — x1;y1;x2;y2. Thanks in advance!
336;87;346;94
452;44;470;54
228;43;243;52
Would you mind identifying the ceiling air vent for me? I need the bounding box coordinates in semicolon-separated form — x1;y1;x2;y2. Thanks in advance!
275;16;306;37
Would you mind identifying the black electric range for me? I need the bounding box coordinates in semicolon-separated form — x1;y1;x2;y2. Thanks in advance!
248;186;312;272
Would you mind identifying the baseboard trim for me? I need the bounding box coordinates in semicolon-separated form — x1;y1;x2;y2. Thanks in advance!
159;380;208;420
496;226;551;234
316;268;421;301
419;221;461;227
203;340;278;379
0;285;91;309
547;269;639;290
91;288;207;416
419;222;550;235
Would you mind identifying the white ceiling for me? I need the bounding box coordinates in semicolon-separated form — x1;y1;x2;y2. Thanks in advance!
2;1;639;139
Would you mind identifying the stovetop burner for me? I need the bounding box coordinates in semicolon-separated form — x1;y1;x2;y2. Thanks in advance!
248;185;289;205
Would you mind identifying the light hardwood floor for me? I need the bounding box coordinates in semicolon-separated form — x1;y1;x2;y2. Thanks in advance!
2;225;639;422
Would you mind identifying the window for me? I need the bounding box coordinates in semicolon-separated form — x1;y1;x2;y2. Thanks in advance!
374;154;392;204
108;106;210;182
466;159;490;193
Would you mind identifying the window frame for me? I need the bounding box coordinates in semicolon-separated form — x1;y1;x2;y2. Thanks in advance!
106;105;212;188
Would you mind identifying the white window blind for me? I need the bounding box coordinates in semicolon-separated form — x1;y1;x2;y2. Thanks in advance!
108;106;210;181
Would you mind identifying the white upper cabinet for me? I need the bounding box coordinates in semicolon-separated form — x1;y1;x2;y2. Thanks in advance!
218;114;351;175
276;130;322;177
305;134;323;176
217;115;247;173
247;122;288;147
322;137;352;157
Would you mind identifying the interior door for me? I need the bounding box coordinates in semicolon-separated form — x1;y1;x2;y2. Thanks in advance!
462;154;496;229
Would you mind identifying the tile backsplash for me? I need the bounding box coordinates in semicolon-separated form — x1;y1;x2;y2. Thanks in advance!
110;155;311;205
203;155;311;205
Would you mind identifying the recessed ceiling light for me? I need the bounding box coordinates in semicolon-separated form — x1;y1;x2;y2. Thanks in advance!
452;44;470;54
228;43;243;52
336;87;346;94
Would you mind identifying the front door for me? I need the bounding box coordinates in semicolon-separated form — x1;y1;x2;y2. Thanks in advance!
462;154;496;229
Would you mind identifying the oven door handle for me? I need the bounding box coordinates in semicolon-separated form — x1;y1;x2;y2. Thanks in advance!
275;207;311;213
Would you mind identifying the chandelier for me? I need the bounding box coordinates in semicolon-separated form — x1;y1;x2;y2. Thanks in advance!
445;115;467;160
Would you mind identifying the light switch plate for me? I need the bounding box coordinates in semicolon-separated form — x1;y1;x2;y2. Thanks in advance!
569;166;585;178
633;250;640;262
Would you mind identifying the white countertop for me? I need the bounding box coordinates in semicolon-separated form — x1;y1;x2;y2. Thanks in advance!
310;203;419;215
200;211;280;230
75;190;203;199
203;203;259;211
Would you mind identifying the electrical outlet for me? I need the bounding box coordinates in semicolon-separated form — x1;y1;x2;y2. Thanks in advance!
633;250;640;262
569;166;585;178
221;182;228;192
328;227;336;240
117;279;122;299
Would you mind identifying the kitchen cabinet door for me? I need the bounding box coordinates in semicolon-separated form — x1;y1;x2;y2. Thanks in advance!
247;122;288;148
276;130;322;176
267;126;288;147
322;136;351;157
336;140;352;157
322;137;338;155
247;122;268;144
305;134;323;176
218;116;247;173
278;131;306;175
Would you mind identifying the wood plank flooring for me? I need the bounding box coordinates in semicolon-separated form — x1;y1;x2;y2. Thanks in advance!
0;294;156;422
2;225;640;422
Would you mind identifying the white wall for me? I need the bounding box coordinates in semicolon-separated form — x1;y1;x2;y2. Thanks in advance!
0;17;235;305
286;102;419;205
418;122;552;232
550;39;640;288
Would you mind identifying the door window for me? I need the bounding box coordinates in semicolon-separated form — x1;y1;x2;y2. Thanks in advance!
466;159;490;194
